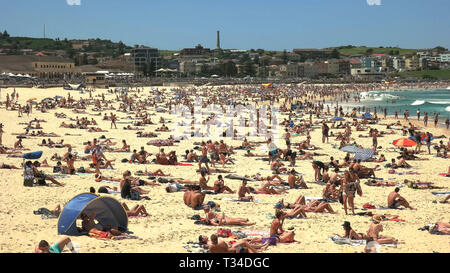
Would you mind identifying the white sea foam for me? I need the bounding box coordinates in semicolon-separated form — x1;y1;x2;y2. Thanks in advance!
411;100;425;106
428;100;450;105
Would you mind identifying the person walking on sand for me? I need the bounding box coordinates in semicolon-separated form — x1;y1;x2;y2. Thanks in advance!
110;113;117;129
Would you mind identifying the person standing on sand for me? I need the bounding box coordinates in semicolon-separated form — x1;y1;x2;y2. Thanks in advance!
425;132;433;154
424;112;428;126
445;117;449;130
434;113;439;128
110;113;117;129
417;108;421;120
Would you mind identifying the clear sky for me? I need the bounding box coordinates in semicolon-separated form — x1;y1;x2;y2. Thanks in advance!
1;0;449;51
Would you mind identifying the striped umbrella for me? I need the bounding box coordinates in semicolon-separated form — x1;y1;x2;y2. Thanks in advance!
354;149;375;161
393;138;417;147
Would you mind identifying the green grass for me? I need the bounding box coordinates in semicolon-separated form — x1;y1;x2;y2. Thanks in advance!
338;46;419;56
392;69;450;80
159;50;179;56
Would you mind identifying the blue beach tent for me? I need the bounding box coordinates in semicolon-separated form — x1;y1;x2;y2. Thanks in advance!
57;193;128;236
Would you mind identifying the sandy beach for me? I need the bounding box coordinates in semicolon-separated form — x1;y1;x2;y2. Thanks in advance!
0;85;449;253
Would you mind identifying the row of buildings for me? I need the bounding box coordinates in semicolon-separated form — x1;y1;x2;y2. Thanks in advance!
1;41;449;82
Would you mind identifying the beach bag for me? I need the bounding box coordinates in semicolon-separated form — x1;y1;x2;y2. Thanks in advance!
363;203;376;209
98;186;108;194
158;177;169;184
206;201;217;209
130;190;140;200
261;237;277;246
388;169;395;174
217;228;232;238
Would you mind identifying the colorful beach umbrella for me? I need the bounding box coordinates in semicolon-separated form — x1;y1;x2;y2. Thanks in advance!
393;138;417;147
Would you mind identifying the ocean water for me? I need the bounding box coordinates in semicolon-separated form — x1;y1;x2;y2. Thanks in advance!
337;88;450;121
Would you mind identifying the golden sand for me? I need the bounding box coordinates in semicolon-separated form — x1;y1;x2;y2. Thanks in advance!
0;86;448;253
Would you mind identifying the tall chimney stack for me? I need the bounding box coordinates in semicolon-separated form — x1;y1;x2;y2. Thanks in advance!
216;30;221;50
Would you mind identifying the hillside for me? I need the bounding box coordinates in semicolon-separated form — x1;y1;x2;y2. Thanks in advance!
337;46;419;56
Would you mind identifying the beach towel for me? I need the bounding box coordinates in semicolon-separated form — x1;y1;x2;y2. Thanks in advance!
431;192;450;196
88;229;112;240
329;235;397;247
363;203;376;209
329;235;366;246
394;171;420;175
224;174;255;182
223;198;261;203
112;235;139;240
175;163;193;166
376;206;405;210
388;218;405;222
184;242;210;253
305;197;326;202
241;230;270;238
438;173;450;177
256;191;281;195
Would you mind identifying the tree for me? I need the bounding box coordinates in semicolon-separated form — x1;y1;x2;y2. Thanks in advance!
366;48;374;55
223;61;237;77
253;55;260;65
243;61;256;77
118;41;125;55
2;30;10;38
330;48;340;59
282;50;288;64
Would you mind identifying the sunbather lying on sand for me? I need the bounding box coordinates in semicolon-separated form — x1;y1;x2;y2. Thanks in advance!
121;202;149;217
203;205;255;226
403;179;440;189
200;234;266;253
257;181;287;194
35;237;75;253
81;211;127;238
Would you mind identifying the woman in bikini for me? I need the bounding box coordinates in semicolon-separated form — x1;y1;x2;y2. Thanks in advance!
203;206;255;226
334;221;367;240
